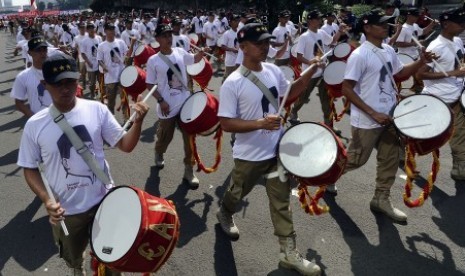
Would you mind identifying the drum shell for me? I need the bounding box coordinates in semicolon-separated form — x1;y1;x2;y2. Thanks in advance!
188;58;213;90
278;122;347;186
179;91;220;135
393;54;414;83
90;186;179;273
331;43;355;62
120;66;147;100
134;45;156;67
323;61;347;98
394;94;454;156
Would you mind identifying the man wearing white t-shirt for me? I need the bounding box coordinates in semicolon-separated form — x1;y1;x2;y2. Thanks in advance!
120;19;141;60
97;23;129;121
320;13;340;52
146;24;205;189
81;24;102;100
271;11;293;66
417;7;465;182
331;9;430;221
13;26;33;68
72;23;88;90
17;53;149;275
192;10;204;46
290;10;346;128
10;36;54;117
220;14;240;82
216;22;322;276
202;13;218;58
171;17;190;52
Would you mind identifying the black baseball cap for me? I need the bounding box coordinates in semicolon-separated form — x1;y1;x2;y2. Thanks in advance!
28;36;48;50
406;8;420;16
361;9;393;25
171;17;182;25
237;23;275;43
278;11;290;18
230;14;241;21
307;10;322;20
104;23;116;30
42;53;80;84
439;7;465;24
155;24;173;36
86;23;95;29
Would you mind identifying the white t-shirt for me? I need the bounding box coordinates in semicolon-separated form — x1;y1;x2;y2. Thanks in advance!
73;33;88;62
344;42;402;129
10;66;52;114
97;39;128;84
17;99;124;215
218;63;288;161
42;23;50;35
60;31;73;46
295;29;332;77
221;29;238;67
54;24;64;38
422;35;464;103
121;29;141;57
397;23;423;59
81;35;103;72
271;25;291;60
203;21;218;47
146;48;195;119
172;34;191;51
192;16;203;34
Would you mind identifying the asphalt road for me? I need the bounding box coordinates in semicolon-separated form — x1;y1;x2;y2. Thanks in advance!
0;31;464;276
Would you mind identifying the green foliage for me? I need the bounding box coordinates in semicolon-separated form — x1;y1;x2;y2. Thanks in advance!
351;4;374;17
37;1;46;11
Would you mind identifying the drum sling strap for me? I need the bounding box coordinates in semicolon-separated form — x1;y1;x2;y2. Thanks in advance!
49;105;113;186
238;65;279;110
158;52;189;91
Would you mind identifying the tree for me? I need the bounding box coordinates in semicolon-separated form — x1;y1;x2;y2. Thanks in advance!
47;2;53;9
38;1;46;11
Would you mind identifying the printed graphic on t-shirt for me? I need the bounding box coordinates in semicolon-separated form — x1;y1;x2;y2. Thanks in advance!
110;47;121;64
167;63;183;94
234;38;238;48
261;86;278;116
57;125;96;187
37;83;48;108
314;39;323;57
456;50;464;69
378;62;396;103
91;44;98;57
176;39;185;48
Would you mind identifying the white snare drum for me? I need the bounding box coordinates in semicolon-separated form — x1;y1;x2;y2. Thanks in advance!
187;58;206;76
179;91;219;135
278;122;347;186
393;94;453;155
397;53;414;65
188;33;199;44
333;43;352;60
280;66;295;81
323;61;346;86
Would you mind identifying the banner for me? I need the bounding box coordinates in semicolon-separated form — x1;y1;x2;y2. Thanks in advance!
7;9;80;18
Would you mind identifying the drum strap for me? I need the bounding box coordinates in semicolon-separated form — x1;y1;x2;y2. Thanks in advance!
49;105;113;186
158;53;189;90
238;65;279;110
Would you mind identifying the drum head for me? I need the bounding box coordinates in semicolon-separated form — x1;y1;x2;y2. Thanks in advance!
394;95;451;139
135;45;146;56
120;66;139;88
188;33;199;44
333;43;351;58
150;41;160;48
91;187;142;263
397;53;414;65
180;92;207;123
461;93;465;109
279;123;338;178
323;61;346;85
280;66;295;81
187;58;205;76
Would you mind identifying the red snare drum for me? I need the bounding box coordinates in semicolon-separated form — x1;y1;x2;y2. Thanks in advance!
120;66;147;100
393;94;453;155
290;44;301;78
394;53;414;83
186;58;213;90
134;45;156;67
332;43;354;61
323;61;347;98
188;33;199;45
179;91;220;136
278;122;347;186
150;41;160;53
90;186;179;273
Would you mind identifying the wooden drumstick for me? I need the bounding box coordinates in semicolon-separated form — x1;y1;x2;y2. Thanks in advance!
411;36;448;77
121;84;158;130
190;43;217;60
424;15;439;23
37;162;69;236
393;104;427;120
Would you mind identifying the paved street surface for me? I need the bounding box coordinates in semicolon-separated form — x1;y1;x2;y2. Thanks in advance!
0;31;464;276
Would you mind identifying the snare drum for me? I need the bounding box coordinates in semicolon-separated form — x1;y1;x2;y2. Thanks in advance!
280;66;296;81
134;45;156;67
90;186;179;273
278;122;347;186
179;91;220;136
332;43;353;61
150;41;160;53
188;33;199;45
120;66;147;100
394;53;414;83
323;61;346;98
186;58;213;90
393;94;453;155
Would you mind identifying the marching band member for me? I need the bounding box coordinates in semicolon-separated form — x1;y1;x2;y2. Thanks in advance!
96;23;129;121
81;23;103;100
327;9;431;221
146;24;205;189
289;10;346;126
72;23;88;91
220;14;240;82
171;17;191;51
216;22;322;276
120;19;141;63
192;10;204;46
417;6;465;182
271;11;294;66
17;53;148;276
13;26;33;68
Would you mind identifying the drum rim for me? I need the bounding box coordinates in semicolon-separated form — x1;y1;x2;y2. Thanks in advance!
397;53;414;64
90;186;142;264
279;65;295;81
333;43;351;58
179;91;208;122
461;93;465;109
278;122;339;179
323;60;346;84
186;58;206;75
120;66;139;87
393;94;452;139
135;44;146;56
150;41;160;48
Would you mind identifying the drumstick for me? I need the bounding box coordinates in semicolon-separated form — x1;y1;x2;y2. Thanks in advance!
190;43;217;60
411;36;448;77
393;104;427;120
37;162;69;236
424;30;437;42
121;84;158;130
424;15;439;23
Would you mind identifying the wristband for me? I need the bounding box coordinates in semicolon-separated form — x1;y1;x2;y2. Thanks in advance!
157;97;164;103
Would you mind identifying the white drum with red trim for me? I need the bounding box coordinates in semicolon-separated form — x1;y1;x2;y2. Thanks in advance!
186;58;213;89
394;53;415;83
120;66;147;100
179;91;219;136
323;61;346;98
188;33;199;44
134;45;156;66
280;66;295;81
332;43;353;61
